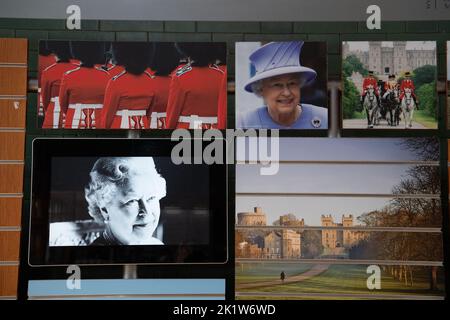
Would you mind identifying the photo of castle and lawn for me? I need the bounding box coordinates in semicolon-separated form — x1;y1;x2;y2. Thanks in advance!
235;138;444;299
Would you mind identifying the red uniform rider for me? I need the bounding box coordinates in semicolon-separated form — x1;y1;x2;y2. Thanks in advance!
399;72;418;108
360;71;380;109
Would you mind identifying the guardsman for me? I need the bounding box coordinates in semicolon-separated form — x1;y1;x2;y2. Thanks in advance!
399;71;419;108
41;41;78;128
107;63;125;78
360;70;380;108
147;42;181;129
166;43;225;129
38;41;56;117
98;42;156;129
59;41;110;129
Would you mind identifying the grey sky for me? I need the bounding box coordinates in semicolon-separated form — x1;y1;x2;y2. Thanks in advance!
345;41;436;52
235;138;436;225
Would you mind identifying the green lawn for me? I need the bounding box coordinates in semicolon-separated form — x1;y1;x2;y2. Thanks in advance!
412;110;438;128
351;110;366;119
236;263;312;283
236;265;444;300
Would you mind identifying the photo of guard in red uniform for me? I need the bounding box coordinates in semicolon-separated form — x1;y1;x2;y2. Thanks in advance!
59;41;110;129
147;42;181;129
98;42;156;129
40;41;78;128
37;40;227;130
166;43;226;129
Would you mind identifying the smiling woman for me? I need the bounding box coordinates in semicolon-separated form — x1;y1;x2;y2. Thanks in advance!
237;41;328;129
85;157;167;246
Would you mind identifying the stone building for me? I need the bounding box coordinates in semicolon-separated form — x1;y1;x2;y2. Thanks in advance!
237;207;267;226
343;41;436;77
236;241;263;258
264;229;301;259
236;207;302;259
320;214;364;249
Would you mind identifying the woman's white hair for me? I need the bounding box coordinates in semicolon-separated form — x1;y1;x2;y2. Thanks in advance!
85;157;166;222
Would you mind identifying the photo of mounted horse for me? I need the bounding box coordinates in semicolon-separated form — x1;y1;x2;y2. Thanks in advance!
342;41;437;130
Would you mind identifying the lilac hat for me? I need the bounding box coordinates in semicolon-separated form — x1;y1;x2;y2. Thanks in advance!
244;41;317;93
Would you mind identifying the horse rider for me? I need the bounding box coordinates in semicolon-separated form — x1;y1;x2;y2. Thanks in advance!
360;70;380;109
383;74;398;99
399;71;419;108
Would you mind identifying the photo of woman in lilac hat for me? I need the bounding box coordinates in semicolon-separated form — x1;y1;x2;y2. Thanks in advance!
236;41;328;129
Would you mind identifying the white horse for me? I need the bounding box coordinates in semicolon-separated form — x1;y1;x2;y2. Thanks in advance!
363;85;379;128
400;88;416;128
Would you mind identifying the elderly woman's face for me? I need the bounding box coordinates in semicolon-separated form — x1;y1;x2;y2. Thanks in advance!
261;73;301;115
104;174;164;245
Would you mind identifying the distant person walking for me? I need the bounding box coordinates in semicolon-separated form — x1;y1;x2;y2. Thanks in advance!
280;271;286;283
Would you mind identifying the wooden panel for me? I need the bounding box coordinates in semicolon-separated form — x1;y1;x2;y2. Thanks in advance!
0;38;27;64
0;164;23;193
0;266;18;297
0;198;22;227
0;132;25;160
0;67;27;96
0;231;20;261
0;99;26;128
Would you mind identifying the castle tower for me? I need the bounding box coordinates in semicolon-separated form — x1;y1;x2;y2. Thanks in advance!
281;229;301;258
369;42;382;75
342;214;354;248
237;207;267;226
342;42;350;57
393;41;408;74
321;214;337;249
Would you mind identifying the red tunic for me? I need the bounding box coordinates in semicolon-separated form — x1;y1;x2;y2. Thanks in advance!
70;59;81;66
41;62;79;128
166;64;225;129
38;54;56;116
399;79;416;100
107;65;125;78
362;77;379;95
59;66;110;129
149;75;172;129
99;71;156;129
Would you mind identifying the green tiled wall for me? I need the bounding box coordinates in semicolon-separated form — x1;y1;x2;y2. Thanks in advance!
0;19;447;79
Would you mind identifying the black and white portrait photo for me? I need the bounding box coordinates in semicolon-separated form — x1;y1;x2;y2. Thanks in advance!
48;156;211;247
